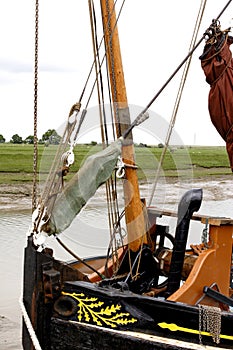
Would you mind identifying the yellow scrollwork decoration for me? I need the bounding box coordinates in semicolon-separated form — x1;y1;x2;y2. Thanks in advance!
63;292;137;328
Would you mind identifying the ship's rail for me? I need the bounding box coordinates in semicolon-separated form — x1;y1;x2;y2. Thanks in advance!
147;207;233;226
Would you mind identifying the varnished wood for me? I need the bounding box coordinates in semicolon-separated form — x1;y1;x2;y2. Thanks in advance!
100;0;147;251
168;224;233;305
148;207;233;226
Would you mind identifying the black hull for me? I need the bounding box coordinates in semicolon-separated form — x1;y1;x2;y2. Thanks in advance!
22;238;233;350
50;319;207;350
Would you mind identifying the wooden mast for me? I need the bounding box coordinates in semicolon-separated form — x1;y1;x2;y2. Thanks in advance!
100;0;147;252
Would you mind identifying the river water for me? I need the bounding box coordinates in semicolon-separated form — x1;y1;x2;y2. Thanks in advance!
1;176;233;349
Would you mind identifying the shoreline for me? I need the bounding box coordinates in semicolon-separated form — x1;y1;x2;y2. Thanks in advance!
0;174;232;212
0;184;31;211
0;174;232;350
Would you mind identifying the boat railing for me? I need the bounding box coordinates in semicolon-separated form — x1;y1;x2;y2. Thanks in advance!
147;207;233;226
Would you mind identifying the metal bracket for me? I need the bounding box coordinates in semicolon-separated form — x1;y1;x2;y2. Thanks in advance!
43;263;61;302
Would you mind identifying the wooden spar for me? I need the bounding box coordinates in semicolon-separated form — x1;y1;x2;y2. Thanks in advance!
100;0;147;252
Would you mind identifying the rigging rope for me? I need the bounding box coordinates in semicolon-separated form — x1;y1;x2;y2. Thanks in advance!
103;0;124;271
138;0;232;118
148;0;208;206
32;0;127;255
80;0;125;112
89;0;124;273
33;0;232;250
89;0;108;144
56;236;105;279
39;0;125;201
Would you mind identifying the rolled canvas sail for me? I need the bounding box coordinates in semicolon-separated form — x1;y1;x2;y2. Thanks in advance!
200;32;233;170
44;139;122;234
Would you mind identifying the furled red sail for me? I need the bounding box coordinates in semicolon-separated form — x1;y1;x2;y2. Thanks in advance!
200;28;233;170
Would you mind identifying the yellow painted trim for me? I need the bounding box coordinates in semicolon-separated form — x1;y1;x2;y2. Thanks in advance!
158;322;233;341
62;291;137;328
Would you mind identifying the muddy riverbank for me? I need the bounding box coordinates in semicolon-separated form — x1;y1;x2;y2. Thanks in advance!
0;184;31;211
0;174;232;350
0;174;232;211
0;316;22;349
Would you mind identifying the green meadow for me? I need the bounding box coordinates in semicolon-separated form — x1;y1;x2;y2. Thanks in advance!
0;143;231;185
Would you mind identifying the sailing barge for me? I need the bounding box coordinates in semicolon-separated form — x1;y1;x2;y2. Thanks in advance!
22;1;233;349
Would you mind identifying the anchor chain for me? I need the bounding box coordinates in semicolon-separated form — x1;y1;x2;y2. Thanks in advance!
199;304;221;344
32;0;39;211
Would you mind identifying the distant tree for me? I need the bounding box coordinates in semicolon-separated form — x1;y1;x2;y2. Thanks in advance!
91;141;97;146
0;134;5;143
42;129;55;142
42;129;61;145
158;143;164;148
24;135;34;144
10;134;23;144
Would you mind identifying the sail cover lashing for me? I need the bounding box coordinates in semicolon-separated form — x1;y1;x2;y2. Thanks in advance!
43;139;122;235
200;28;233;170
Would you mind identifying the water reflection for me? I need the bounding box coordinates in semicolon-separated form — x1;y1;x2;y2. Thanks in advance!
0;212;30;326
0;177;233;346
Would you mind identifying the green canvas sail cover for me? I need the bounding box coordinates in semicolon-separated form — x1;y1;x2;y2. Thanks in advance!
43;139;122;235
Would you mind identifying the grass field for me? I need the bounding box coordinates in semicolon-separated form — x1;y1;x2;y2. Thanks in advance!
0;143;231;185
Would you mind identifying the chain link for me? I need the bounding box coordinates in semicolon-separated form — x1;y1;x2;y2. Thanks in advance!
199;304;221;344
32;0;39;211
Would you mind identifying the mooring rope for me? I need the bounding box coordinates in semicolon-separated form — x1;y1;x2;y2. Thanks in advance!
19;298;42;350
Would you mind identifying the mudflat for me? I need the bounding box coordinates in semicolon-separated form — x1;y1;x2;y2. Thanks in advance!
0;316;22;350
0;184;31;211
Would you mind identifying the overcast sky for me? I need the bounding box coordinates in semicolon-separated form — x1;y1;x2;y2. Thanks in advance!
0;0;232;145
